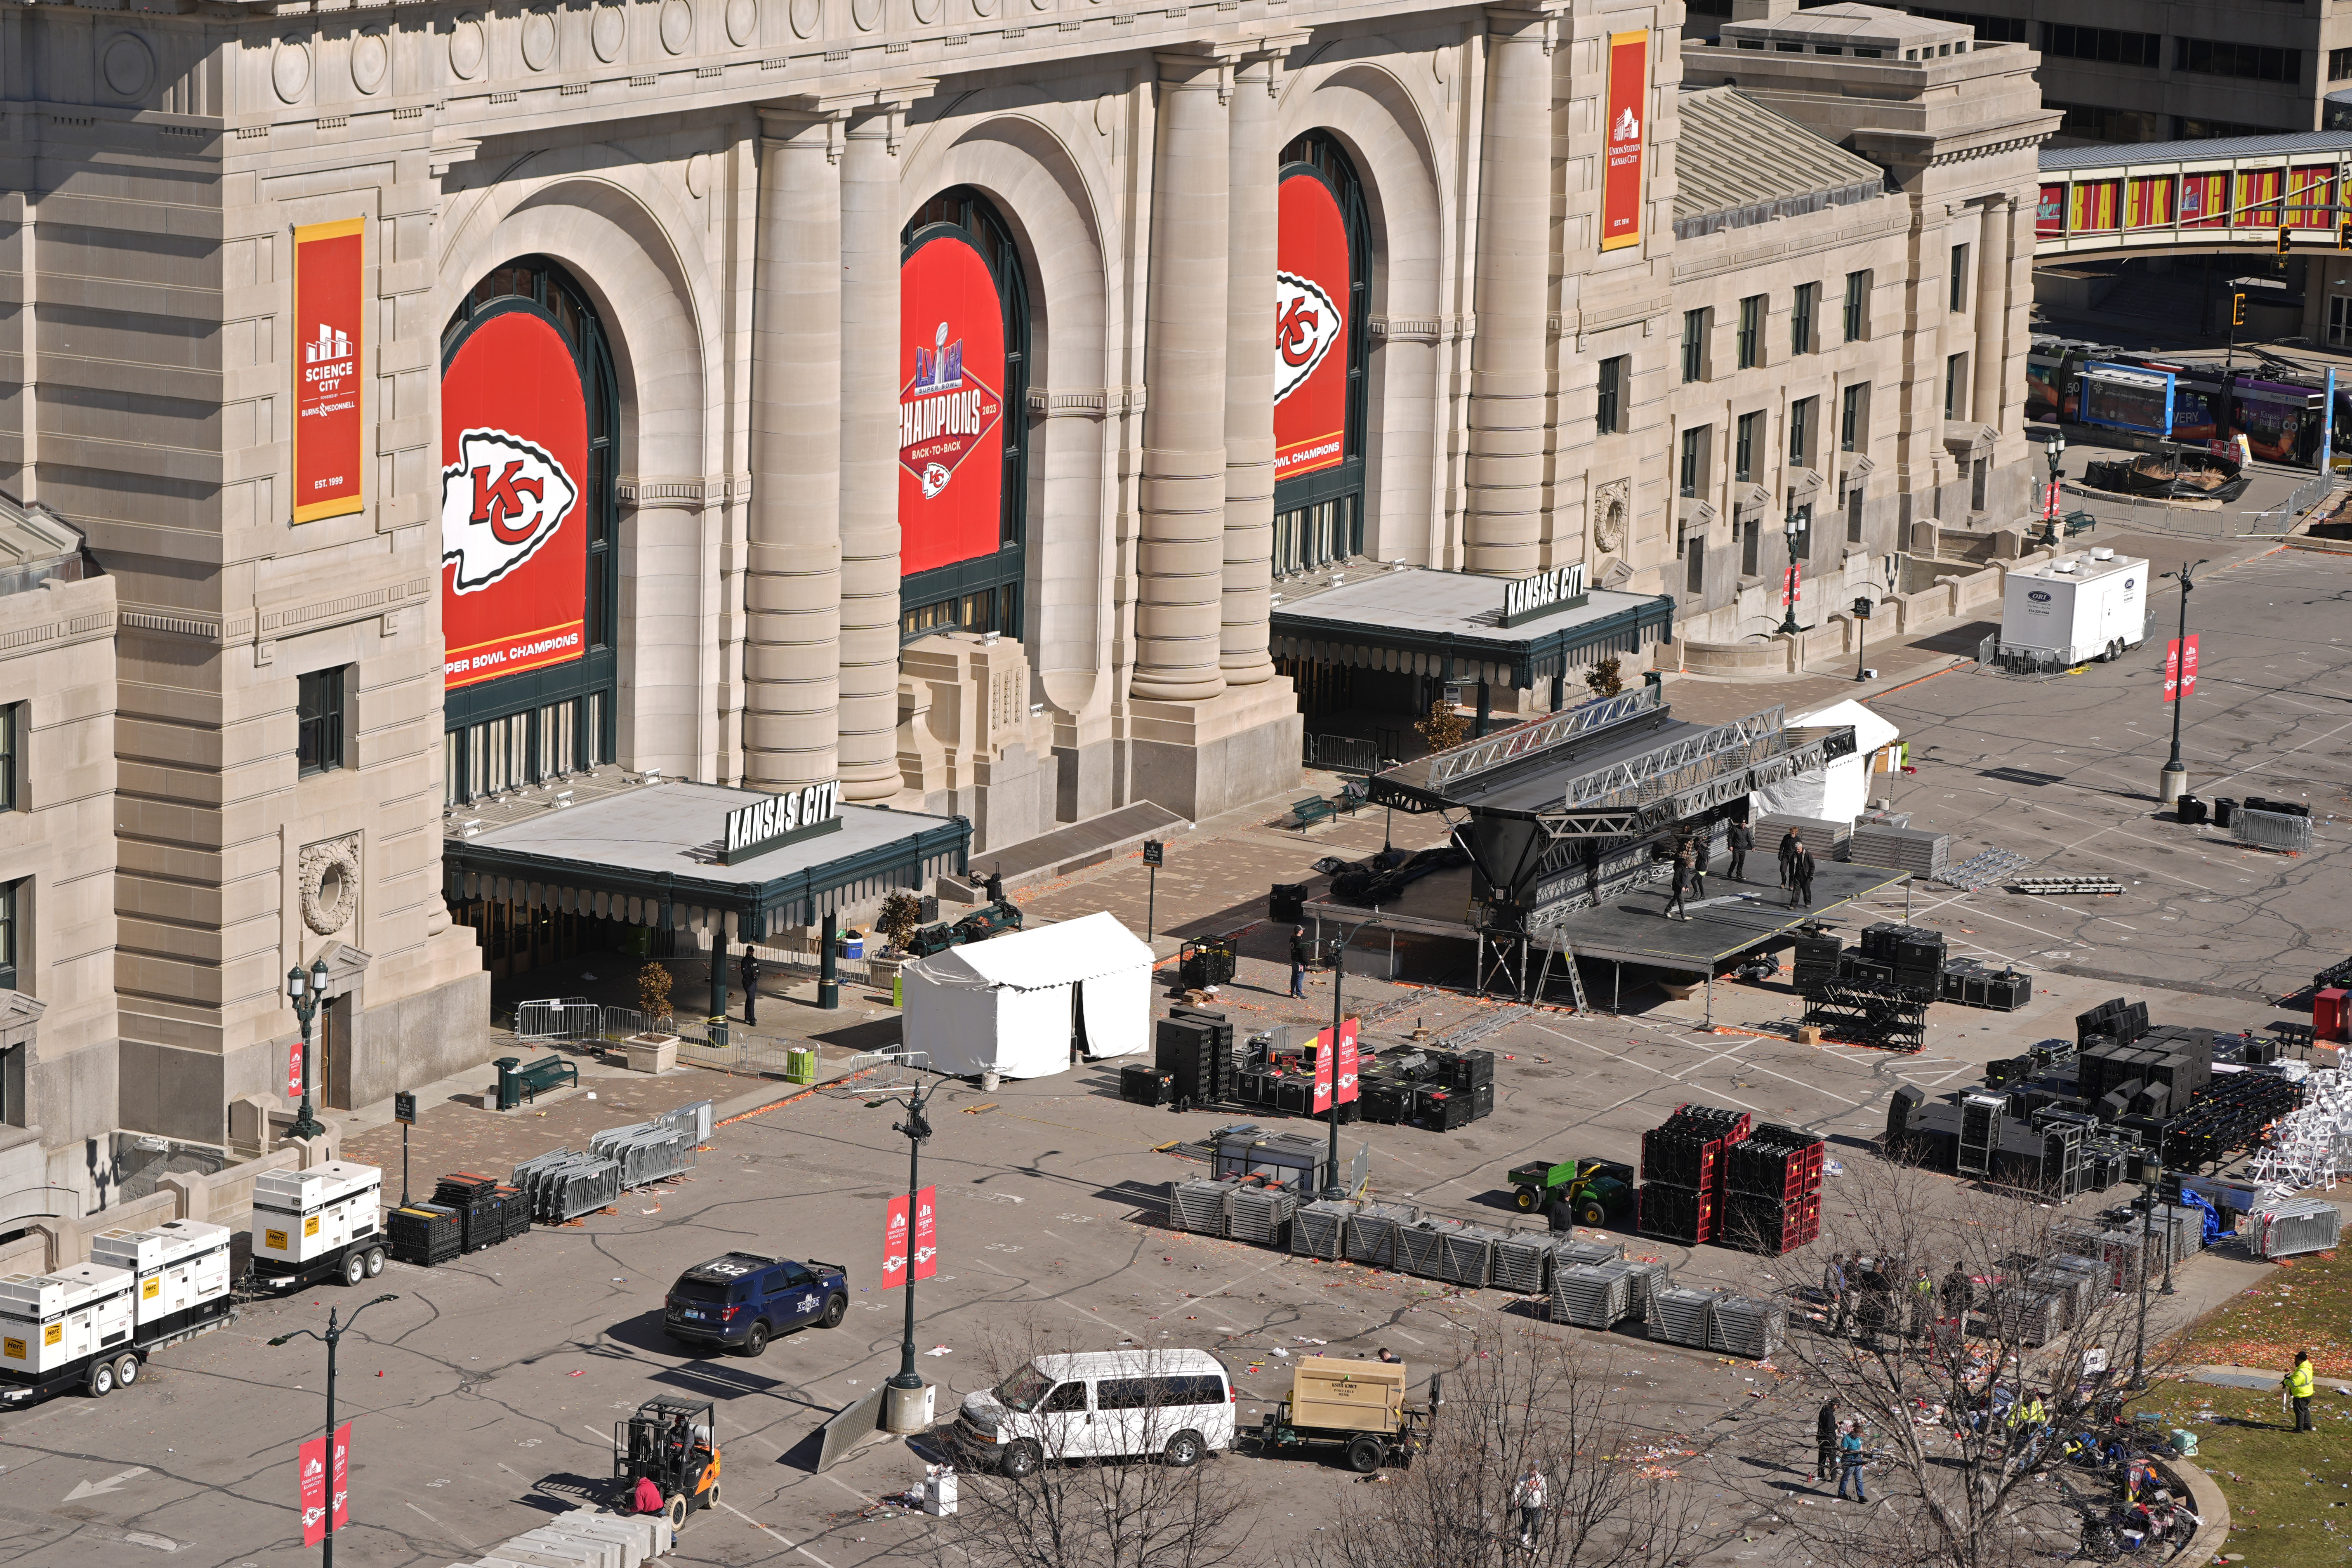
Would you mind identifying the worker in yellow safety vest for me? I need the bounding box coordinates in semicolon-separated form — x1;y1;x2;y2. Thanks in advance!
2286;1350;2316;1433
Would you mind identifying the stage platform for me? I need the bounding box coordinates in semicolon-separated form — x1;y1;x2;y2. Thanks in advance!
1303;859;1911;975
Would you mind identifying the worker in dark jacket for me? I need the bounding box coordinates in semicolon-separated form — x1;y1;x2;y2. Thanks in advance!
1777;826;1804;887
1787;839;1816;908
1289;927;1311;998
983;867;1006;905
1664;840;1694;921
1726;819;1754;882
1813;1396;1840;1484
740;948;761;1028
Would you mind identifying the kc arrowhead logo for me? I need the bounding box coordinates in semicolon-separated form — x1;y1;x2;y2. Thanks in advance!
441;427;579;594
1274;271;1343;404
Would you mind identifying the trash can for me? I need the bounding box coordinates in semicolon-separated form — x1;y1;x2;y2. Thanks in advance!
494;1056;523;1112
2170;1429;2197;1457
785;1048;817;1085
922;1466;958;1517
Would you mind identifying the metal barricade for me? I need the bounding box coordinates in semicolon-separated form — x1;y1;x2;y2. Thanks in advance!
2234;807;2314;853
516;997;600;1044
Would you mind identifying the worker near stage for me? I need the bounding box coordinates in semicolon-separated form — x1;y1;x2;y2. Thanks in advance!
1664;839;1694;922
1909;1265;1935;1339
1777;825;1804;887
1289;927;1311;999
1726;818;1753;882
2286;1349;2317;1431
739;948;760;1028
1786;838;1816;909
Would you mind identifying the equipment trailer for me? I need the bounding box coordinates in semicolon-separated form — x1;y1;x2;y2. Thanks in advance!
0;1218;239;1405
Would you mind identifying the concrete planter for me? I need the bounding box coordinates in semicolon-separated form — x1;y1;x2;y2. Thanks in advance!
622;1032;679;1074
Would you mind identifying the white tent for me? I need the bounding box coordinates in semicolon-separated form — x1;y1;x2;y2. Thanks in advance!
899;911;1156;1078
1752;699;1902;827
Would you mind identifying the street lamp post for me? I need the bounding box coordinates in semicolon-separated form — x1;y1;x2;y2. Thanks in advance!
2157;559;2208;808
1776;506;1810;637
2130;1145;2164;1390
269;1293;398;1568
1850;595;1874;682
2043;433;2067;547
884;1078;937;1434
1322;940;1350;1201
286;956;332;1143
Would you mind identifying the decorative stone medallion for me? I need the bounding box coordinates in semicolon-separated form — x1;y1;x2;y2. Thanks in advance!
1593;477;1630;555
726;0;757;45
272;37;312;102
789;0;820;37
101;32;154;100
449;15;487;78
659;0;695;53
522;10;557;70
351;29;389;93
299;835;363;938
592;3;626;61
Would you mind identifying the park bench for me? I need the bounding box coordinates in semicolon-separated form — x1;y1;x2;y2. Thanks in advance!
1289;795;1337;830
2062;509;2098;538
513;1054;578;1103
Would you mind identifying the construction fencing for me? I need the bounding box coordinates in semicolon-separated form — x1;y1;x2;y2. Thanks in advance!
512;997;814;1081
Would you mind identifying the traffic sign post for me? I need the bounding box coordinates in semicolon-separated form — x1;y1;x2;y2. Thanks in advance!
1141;839;1164;946
393;1091;416;1205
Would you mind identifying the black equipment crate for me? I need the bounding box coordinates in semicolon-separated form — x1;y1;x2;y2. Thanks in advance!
1413;1085;1471;1131
492;1184;532;1240
1638;1182;1713;1245
389;1202;462;1266
1275;1077;1314;1116
1119;1063;1174;1106
1268;883;1306;922
1469;1081;1495;1122
432;1172;504;1254
1435;1049;1495;1089
1179;936;1238;990
1359;1080;1409;1125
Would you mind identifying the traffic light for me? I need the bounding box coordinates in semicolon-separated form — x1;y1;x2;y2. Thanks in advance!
2279;225;2293;254
2340;219;2352;251
2232;292;2248;327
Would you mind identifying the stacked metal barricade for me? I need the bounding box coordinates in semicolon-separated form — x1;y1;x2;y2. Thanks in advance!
512;1148;624;1224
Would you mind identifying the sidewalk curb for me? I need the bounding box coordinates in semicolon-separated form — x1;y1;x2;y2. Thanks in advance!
712;1066;876;1128
2166;1454;2232;1568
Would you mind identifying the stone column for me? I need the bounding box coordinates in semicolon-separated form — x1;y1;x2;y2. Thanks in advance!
837;100;912;800
744;108;843;790
1132;52;1233;704
1220;52;1282;688
1970;194;2013;432
1465;8;1554;578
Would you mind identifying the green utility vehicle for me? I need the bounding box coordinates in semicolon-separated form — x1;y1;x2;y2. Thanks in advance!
1505;1157;1635;1226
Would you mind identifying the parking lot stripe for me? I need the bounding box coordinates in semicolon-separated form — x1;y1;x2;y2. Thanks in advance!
719;1497;837;1568
405;1499;479;1551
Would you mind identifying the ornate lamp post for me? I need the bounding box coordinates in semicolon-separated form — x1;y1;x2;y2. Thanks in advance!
1776;505;1810;636
2156;559;2208;809
287;955;331;1142
2042;431;2067;547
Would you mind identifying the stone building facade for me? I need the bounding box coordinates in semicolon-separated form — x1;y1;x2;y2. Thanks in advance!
0;0;2050;1191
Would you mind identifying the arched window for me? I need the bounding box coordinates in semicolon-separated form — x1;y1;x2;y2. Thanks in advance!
898;188;1031;641
1273;131;1371;577
438;257;619;803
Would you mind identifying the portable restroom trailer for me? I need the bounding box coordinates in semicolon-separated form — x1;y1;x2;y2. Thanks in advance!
1999;551;2148;667
250;1160;388;1291
0;1263;139;1402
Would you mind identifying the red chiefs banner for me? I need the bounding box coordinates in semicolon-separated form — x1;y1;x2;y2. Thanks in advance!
1309;1017;1361;1114
440;310;588;691
292;218;366;523
881;1193;911;1289
297;1423;350;1546
912;1183;938;1282
1600;31;1648;252
287;1038;304;1101
1275;173;1350;482
2163;634;2199;702
900;236;1006;576
1310;1029;1333;1115
1334;1016;1359;1107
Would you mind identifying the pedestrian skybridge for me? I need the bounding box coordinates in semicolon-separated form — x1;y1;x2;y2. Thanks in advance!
2036;131;2352;261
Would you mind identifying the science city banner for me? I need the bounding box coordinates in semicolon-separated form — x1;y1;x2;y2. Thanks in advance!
292;218;366;523
1275;171;1350;482
439;311;589;691
899;234;1007;575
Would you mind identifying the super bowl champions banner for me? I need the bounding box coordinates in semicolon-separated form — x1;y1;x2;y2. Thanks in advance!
439;311;589;691
899;234;1007;575
1275;171;1350;481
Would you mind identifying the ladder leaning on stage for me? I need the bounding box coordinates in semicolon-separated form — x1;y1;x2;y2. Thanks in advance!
1529;927;1591;1014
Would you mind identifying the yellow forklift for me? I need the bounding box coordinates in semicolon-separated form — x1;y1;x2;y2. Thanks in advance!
613;1396;722;1529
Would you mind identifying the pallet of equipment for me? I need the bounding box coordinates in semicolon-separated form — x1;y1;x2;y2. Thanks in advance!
1933;848;2031;891
2010;875;2123;896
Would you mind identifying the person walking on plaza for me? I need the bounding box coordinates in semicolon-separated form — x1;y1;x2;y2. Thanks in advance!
1664;839;1694;921
983;866;1006;905
1512;1464;1547;1547
739;948;761;1028
1289;927;1311;999
1787;838;1816;908
1726;818;1753;882
1909;1265;1935;1340
1836;1421;1869;1502
2286;1349;2317;1431
1823;1250;1850;1336
1777;825;1803;887
1812;1396;1840;1484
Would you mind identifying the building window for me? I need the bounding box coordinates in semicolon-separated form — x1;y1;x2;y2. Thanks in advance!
1271;496;1361;577
1791;283;1818;355
1735;410;1762;482
1843;271;1870;342
1945;353;1969;420
298;668;345;776
1596;356;1628;434
0;703;15;812
1684;536;1705;596
1789;397;1817;467
1679;427;1708;498
2173;115;2290;140
0;879;16;993
1949;244;1969;312
2053;102;2167;144
442;257;620;804
1846;486;1865;542
1737;295;1765;369
2039;24;2161;68
2333;46;2352;82
1841;382;1870;453
1682;308;1710;383
1741;513;1762;576
2175;38;2302;84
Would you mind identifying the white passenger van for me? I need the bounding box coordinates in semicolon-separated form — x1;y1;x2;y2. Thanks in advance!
957;1349;1235;1477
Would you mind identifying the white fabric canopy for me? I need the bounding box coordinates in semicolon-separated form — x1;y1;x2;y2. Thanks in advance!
1753;699;1902;827
900;912;1155;1078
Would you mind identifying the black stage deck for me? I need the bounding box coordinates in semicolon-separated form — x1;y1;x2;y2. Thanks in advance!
1305;859;1911;974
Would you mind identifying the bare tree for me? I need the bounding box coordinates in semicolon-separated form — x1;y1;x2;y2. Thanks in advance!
1283;1323;1703;1568
933;1327;1253;1568
1715;1158;2195;1568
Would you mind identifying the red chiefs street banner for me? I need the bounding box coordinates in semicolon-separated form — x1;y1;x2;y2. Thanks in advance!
1334;1016;1360;1106
1600;31;1649;252
287;1038;304;1101
1275;172;1349;482
441;310;588;691
900;236;1006;576
1309;1017;1362;1115
298;1422;350;1546
881;1193;911;1290
292;218;366;523
912;1184;938;1282
2163;634;2199;702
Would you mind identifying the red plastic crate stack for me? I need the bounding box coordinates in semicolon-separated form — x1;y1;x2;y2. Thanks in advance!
1719;1123;1826;1256
1637;1103;1753;1246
